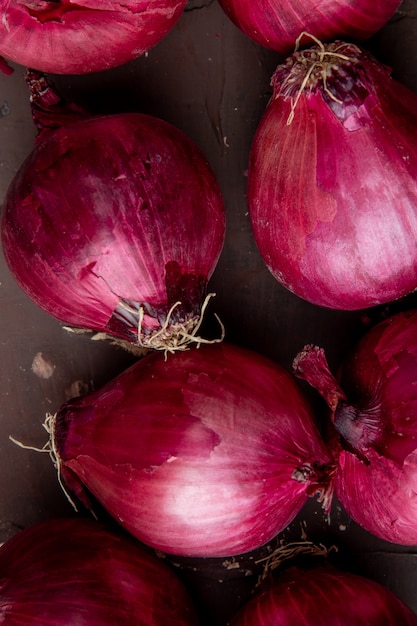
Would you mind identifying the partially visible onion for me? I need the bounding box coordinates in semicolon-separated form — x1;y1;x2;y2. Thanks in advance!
230;564;417;625
1;74;225;354
0;0;186;74
293;310;417;545
0;516;198;625
217;1;401;55
46;342;334;558
248;40;417;310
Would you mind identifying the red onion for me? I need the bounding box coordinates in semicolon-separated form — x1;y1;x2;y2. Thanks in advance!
293;310;417;545
0;0;186;74
46;342;334;558
248;40;417;310
0;516;198;624
230;565;417;625
1;74;225;353
217;1;401;55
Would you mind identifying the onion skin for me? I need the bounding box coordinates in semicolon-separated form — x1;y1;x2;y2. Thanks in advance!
51;342;334;558
0;0;186;74
217;0;400;55
293;310;417;545
230;565;417;625
0;517;198;625
1;111;225;352
249;41;417;310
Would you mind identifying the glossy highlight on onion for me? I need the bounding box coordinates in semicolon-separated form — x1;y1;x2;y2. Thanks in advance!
217;0;400;55
230;565;417;625
1;77;225;353
0;516;198;625
0;0;187;74
47;342;334;558
248;39;417;310
293;310;417;545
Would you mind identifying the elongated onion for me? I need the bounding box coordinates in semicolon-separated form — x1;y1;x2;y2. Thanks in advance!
47;342;334;557
249;39;417;310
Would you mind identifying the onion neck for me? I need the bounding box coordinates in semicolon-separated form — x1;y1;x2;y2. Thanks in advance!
25;69;89;140
293;344;385;461
293;344;346;411
272;36;376;125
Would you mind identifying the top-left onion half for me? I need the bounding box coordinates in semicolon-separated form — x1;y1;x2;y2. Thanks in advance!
0;0;187;74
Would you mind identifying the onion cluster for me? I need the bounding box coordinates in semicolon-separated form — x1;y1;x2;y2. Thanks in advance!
2;1;417;624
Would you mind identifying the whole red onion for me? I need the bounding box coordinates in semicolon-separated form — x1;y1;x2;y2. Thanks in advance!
1;77;225;353
293;310;417;545
0;516;198;624
48;342;334;558
230;565;417;625
217;1;401;55
0;0;186;74
248;40;417;310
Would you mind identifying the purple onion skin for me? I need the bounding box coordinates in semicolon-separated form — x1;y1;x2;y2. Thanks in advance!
294;310;417;545
53;342;334;558
1;112;225;347
249;42;417;310
218;0;400;55
0;0;186;74
0;517;198;625
230;565;417;625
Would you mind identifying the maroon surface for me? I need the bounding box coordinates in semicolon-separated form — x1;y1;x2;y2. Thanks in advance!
0;1;416;624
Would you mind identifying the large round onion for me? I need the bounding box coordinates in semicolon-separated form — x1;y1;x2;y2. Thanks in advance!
1;99;225;353
217;0;400;55
230;565;417;625
248;41;417;310
0;516;198;624
0;0;186;74
293;310;417;545
49;342;334;558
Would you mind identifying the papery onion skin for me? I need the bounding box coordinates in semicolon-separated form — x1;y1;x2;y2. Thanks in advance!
1;111;225;351
248;42;417;310
217;0;400;55
0;0;186;74
230;565;417;625
293;310;417;545
0;516;198;625
51;342;334;558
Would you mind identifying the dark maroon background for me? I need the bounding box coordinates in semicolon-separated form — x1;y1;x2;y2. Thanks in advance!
0;1;416;624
